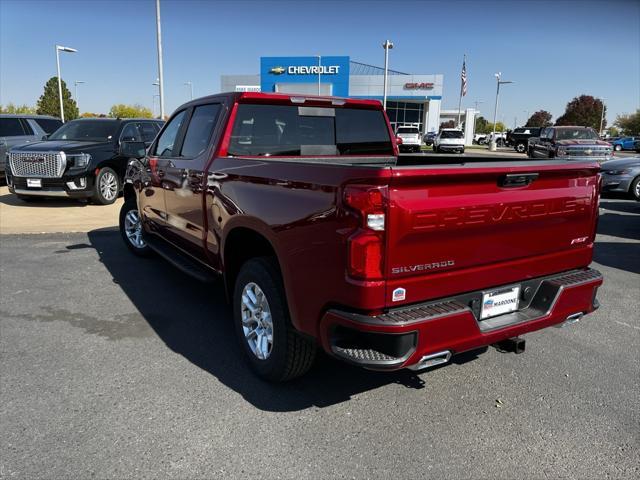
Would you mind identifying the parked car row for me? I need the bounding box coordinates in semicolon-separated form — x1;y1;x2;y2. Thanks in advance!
3;115;164;204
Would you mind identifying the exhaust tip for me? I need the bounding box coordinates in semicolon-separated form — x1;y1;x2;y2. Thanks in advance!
408;350;451;371
555;312;584;328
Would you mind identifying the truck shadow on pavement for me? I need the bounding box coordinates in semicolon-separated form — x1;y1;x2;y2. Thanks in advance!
0;192;90;208
87;228;483;411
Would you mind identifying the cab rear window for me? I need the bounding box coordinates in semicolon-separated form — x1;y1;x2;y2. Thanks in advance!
228;104;393;156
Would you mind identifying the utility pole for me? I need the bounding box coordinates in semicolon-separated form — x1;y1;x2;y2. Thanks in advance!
155;0;165;119
382;40;393;110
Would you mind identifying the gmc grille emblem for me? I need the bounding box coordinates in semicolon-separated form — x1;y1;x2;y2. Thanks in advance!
23;156;45;163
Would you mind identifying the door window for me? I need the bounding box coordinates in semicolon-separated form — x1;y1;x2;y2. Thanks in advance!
120;123;143;142
153;110;187;157
0;118;25;136
139;122;160;143
180;104;221;157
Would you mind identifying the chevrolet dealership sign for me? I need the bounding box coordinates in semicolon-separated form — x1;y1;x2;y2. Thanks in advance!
270;65;341;75
261;56;350;96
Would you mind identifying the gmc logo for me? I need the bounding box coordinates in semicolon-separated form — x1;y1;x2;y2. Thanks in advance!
413;197;591;231
22;156;45;163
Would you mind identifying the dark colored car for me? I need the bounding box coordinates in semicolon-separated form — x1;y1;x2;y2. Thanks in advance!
1;114;63;175
601;157;640;200
506;126;542;153
6;117;163;204
635;139;640;153
119;92;602;382
423;131;437;146
527;126;612;160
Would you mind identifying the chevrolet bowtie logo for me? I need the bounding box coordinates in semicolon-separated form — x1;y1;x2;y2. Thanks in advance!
270;66;286;75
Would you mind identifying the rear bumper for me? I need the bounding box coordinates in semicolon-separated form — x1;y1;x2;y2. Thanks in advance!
320;268;602;371
437;144;465;151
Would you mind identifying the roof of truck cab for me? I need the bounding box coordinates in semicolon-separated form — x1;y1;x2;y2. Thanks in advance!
173;91;384;112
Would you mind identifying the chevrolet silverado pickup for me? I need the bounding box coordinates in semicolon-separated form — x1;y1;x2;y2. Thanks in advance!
119;92;603;381
527;126;612;160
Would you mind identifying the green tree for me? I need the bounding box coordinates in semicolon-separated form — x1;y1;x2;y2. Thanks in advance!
0;103;36;114
525;110;553;127
109;104;153;119
493;122;506;132
607;126;620;137
555;95;605;131
475;116;490;134
614;110;640;135
36;77;78;120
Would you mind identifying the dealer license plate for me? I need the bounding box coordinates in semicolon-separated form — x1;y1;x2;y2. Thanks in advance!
481;285;520;320
26;178;42;188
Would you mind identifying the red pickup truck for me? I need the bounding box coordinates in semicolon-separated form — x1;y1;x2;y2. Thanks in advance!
119;92;603;381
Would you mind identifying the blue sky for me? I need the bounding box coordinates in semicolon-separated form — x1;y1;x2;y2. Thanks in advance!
1;0;638;127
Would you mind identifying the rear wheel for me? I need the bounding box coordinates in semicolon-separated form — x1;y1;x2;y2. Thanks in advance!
614;144;622;152
92;167;120;205
233;257;316;381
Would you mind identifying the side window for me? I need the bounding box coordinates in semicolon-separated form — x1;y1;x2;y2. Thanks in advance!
153;110;187;157
139;122;159;143
120;123;142;142
180;104;221;157
0;118;26;136
20;119;34;135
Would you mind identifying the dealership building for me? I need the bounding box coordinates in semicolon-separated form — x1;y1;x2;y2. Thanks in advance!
221;56;460;135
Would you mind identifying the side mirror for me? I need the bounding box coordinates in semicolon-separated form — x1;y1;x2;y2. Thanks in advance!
41;134;49;141
119;141;146;159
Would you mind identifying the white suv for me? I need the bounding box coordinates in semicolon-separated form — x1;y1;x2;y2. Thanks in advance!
434;129;465;153
396;125;421;153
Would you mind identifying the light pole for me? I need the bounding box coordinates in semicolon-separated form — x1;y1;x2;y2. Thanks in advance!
490;72;513;151
599;99;606;136
382;40;393;110
317;55;321;95
55;45;77;122
155;0;165;119
184;81;193;100
74;81;85;111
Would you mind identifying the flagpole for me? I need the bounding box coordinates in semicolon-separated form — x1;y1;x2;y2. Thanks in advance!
457;54;466;128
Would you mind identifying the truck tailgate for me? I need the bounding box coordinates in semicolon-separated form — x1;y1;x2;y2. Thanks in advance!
385;161;600;307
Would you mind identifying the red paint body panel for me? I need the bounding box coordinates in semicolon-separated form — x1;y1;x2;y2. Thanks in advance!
135;92;603;371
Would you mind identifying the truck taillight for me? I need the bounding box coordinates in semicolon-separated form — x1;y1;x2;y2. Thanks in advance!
344;185;388;280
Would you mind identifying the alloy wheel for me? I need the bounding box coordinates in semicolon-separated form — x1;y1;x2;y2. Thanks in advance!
124;209;146;249
241;282;274;360
100;171;118;201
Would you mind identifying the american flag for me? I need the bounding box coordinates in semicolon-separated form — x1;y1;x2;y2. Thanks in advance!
460;58;467;97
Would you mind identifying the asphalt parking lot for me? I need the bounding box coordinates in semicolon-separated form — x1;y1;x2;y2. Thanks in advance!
1;194;639;478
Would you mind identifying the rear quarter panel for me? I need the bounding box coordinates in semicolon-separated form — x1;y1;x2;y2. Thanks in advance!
206;157;393;337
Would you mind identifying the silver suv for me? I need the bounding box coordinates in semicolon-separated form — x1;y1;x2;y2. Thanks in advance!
1;115;63;175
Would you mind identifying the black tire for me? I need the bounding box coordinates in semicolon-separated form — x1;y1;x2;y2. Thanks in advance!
614;144;622;152
119;197;152;257
92;167;120;205
16;194;39;202
515;142;526;153
630;176;640;201
233;257;316;381
460;148;465;154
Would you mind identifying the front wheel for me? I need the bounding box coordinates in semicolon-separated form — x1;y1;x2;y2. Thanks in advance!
93;167;120;205
631;176;640;201
614;144;622;152
119;198;152;256
515;142;526;153
233;257;316;381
